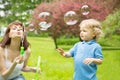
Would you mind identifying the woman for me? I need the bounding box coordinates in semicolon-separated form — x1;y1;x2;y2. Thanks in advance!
0;20;40;80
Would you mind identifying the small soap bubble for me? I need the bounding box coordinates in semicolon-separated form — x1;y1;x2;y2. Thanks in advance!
64;11;79;26
81;5;90;15
28;23;35;32
38;21;52;31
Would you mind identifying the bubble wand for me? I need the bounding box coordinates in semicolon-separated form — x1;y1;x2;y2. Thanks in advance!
20;23;25;56
20;38;24;56
33;56;41;80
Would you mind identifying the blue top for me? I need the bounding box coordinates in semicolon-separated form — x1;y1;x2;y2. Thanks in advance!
69;40;103;80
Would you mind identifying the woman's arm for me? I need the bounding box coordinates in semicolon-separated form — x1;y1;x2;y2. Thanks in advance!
0;47;23;80
22;48;41;73
22;50;41;73
22;47;31;72
1;62;17;80
0;47;16;79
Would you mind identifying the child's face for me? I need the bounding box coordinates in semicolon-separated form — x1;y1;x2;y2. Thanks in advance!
80;26;95;41
9;24;23;38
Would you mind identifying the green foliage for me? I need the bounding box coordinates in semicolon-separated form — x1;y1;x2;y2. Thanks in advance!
27;31;49;37
57;36;120;48
97;38;112;47
0;0;42;24
99;10;120;47
57;36;79;45
102;10;120;36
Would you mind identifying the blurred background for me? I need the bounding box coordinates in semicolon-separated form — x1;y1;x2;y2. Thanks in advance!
0;0;120;80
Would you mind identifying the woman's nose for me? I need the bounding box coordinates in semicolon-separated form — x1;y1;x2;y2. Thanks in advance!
17;28;20;31
80;32;82;34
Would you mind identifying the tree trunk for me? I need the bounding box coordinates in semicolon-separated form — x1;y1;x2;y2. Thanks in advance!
52;36;58;49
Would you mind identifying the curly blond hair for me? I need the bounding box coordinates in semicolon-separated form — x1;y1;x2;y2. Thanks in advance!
79;19;103;40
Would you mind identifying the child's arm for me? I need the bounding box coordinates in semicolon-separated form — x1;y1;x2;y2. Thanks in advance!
57;48;72;58
84;58;102;65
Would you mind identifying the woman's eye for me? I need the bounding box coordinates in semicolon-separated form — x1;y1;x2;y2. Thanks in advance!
12;28;16;30
20;28;23;30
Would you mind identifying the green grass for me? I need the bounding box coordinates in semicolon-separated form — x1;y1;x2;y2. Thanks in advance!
1;37;119;80
23;37;120;80
23;37;74;80
97;50;120;80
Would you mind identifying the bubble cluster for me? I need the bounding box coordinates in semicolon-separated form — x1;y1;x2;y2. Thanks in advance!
38;12;52;30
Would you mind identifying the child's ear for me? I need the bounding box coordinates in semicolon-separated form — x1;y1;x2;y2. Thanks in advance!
93;34;95;37
92;34;96;38
92;34;96;39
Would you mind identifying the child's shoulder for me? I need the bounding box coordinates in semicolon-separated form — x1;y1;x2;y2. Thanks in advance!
73;41;82;47
74;41;81;45
93;42;101;49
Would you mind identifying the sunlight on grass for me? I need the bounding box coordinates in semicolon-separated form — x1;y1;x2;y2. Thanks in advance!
98;50;120;80
22;37;120;80
23;37;73;80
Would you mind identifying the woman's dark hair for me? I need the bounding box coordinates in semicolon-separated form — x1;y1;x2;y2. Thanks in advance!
0;20;30;50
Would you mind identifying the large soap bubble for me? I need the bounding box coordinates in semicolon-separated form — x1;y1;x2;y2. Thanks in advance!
81;5;90;15
38;12;52;30
64;11;79;26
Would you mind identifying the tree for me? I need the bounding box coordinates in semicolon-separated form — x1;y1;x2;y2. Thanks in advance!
31;0;115;48
0;0;43;25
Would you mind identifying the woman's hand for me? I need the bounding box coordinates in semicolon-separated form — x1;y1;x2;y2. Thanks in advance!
22;66;42;74
14;56;24;64
30;67;42;74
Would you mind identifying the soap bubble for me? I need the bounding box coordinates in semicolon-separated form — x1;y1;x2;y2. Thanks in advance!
81;5;90;15
64;11;79;26
38;12;52;30
28;23;35;32
38;21;52;31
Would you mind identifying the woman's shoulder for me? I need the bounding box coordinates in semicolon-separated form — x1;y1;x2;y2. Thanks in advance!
0;46;4;53
0;46;4;58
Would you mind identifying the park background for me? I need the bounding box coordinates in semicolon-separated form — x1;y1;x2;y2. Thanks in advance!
0;0;120;80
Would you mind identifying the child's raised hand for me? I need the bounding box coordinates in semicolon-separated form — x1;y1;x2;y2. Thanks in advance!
56;48;65;56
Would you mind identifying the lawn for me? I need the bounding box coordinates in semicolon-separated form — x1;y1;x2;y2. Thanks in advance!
22;37;120;80
23;37;73;80
3;37;119;80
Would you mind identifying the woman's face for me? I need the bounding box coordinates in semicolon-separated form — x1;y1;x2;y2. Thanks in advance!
80;25;95;42
9;24;23;39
